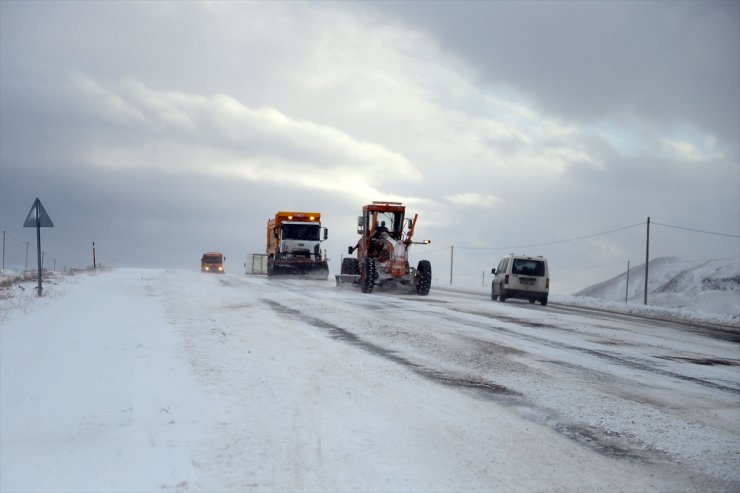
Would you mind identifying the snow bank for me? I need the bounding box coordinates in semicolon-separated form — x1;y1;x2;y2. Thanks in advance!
572;257;740;324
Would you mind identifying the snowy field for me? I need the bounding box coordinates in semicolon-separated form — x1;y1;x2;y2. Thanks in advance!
1;268;738;493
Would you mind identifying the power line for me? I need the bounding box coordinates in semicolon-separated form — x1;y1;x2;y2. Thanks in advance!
455;221;646;251
441;220;736;253
2;230;27;243
555;259;631;270
652;221;740;239
423;246;453;255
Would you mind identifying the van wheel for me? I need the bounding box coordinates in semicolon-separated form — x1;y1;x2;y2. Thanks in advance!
540;296;548;306
499;289;506;302
491;286;497;301
529;299;536;304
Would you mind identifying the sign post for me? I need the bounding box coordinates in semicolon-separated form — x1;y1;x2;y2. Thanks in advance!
23;198;54;296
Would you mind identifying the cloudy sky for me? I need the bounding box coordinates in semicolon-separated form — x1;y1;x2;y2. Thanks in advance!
1;0;738;294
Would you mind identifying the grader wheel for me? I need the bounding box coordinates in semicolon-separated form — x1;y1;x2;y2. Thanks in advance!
341;258;359;275
360;257;376;293
415;260;432;296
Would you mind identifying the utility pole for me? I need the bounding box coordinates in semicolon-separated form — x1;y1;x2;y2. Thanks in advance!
25;241;29;270
449;245;454;285
92;241;97;269
2;230;5;270
644;217;650;306
625;261;630;303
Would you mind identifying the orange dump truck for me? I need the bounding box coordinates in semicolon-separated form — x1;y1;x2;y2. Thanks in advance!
267;212;329;279
201;252;225;273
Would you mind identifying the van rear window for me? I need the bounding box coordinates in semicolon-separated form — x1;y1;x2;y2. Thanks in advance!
512;259;545;276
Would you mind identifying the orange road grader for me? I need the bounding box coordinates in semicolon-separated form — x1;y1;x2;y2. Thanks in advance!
336;201;432;295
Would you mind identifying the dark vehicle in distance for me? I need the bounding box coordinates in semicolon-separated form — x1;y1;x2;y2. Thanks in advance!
201;252;225;273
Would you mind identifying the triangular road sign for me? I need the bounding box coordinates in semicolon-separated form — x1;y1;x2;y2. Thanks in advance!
23;197;54;228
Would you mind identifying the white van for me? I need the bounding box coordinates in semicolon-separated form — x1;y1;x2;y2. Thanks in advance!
491;255;549;305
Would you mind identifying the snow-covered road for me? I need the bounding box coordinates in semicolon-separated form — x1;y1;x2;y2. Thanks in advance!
1;269;738;492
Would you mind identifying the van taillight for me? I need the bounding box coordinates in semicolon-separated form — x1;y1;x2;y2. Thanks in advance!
504;274;509;285
546;278;549;289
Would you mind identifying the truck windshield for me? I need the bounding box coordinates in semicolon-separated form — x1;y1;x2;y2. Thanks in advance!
282;224;320;241
203;256;222;264
511;259;545;276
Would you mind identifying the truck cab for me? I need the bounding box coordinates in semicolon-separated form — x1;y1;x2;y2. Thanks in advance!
201;252;225;273
266;212;329;279
277;220;326;260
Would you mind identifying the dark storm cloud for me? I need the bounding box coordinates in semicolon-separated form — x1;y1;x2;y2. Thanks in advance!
367;1;740;145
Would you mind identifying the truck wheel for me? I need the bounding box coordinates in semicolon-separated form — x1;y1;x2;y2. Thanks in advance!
360;257;375;293
341;258;359;275
540;296;548;306
415;260;432;296
499;287;507;302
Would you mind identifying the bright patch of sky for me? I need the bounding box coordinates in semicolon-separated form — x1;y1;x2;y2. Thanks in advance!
591;118;727;163
661;126;725;163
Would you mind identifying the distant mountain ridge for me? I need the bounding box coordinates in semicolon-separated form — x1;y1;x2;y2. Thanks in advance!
575;257;740;316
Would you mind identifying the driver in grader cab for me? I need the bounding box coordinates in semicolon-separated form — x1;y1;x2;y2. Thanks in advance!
371;221;391;256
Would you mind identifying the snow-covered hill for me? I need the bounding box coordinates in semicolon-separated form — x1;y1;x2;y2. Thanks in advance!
575;257;740;317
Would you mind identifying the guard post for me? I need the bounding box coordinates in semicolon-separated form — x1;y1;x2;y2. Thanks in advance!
23;198;54;296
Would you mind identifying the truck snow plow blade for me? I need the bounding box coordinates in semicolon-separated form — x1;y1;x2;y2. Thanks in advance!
268;261;329;280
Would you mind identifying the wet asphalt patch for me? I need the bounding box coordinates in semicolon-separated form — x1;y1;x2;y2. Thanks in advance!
655;356;739;366
443;306;740;396
262;299;518;399
554;424;668;462
580;348;740;395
